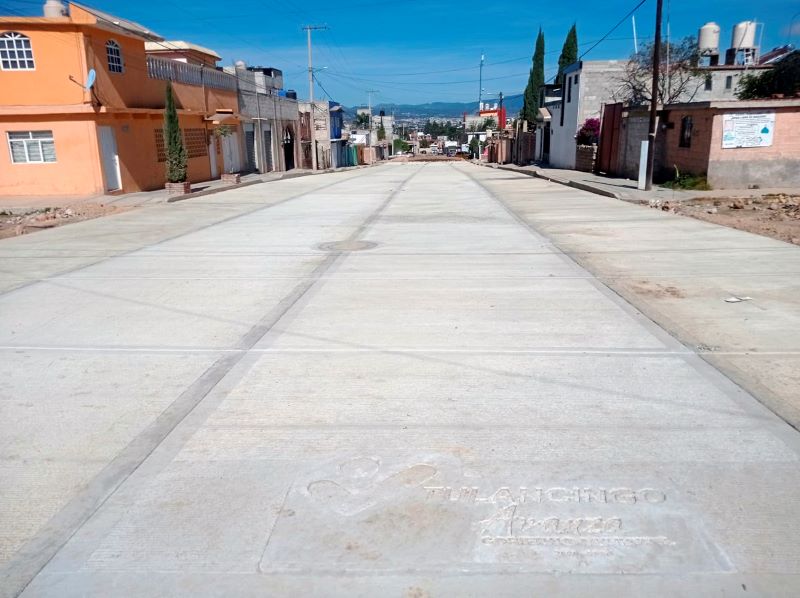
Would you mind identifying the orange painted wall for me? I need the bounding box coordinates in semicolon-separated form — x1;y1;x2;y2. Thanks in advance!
0;117;103;196
100;113;216;192
0;24;90;106
0;5;241;196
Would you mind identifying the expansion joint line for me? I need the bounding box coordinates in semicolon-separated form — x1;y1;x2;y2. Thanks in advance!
0;164;425;597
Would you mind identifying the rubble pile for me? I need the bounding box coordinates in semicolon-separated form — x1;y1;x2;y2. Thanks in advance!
0;204;120;240
646;194;800;246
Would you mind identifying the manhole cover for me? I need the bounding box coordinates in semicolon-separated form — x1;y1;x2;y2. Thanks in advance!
317;240;378;252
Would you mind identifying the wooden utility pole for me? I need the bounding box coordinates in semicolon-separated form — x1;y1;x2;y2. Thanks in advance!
644;0;663;191
303;25;327;171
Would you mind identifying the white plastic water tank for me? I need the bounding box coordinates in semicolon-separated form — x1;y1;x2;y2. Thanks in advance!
698;22;720;53
43;0;66;17
731;21;757;49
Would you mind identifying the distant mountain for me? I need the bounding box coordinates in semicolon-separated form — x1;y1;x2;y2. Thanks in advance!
345;94;523;119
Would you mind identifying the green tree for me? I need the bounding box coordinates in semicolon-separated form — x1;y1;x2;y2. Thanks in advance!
354;112;370;128
521;28;545;124
737;51;800;99
556;24;578;84
377;124;386;141
468;136;480;158
393;138;410;153
163;81;187;183
482;117;497;130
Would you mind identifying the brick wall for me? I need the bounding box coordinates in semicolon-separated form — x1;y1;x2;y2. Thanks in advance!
659;108;713;180
708;107;800;188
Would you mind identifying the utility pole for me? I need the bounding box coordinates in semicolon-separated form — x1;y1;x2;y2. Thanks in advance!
366;89;378;148
303;25;327;171
644;0;663;191
477;52;485;111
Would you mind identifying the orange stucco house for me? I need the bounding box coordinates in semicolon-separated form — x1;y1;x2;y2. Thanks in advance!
0;1;245;197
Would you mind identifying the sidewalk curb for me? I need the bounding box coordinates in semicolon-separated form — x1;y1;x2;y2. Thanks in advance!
475;161;627;201
167;179;263;203
166;163;378;204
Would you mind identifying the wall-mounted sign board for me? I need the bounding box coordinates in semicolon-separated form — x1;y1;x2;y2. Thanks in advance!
722;112;775;148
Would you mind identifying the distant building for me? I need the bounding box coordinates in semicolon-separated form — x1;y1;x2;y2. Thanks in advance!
225;64;300;173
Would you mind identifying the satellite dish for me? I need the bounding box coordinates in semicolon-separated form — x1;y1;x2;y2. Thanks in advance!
85;68;96;90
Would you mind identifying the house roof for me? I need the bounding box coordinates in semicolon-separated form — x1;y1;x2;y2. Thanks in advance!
70;2;163;41
144;40;221;61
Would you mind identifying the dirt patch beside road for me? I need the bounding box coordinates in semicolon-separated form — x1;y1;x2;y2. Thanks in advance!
651;193;800;246
0;204;131;240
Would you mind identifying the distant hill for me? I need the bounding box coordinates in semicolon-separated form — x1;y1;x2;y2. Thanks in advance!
345;94;523;119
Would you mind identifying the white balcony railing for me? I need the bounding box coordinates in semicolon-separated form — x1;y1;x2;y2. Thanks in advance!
146;56;237;92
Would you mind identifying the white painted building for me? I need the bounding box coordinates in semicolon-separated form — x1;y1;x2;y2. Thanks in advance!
539;60;625;169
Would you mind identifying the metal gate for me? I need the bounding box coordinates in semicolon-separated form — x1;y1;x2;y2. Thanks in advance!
244;126;255;172
263;130;273;172
596;102;623;176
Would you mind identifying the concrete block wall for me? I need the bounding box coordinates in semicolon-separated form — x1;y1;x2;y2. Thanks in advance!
575;145;597;172
617;113;650;180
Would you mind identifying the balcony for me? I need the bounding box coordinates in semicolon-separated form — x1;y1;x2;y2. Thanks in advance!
146;56;237;92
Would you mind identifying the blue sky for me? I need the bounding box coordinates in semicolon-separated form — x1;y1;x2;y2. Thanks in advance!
3;0;798;106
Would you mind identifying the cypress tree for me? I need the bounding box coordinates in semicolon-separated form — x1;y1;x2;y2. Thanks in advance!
556;24;579;84
522;29;546;124
164;81;187;183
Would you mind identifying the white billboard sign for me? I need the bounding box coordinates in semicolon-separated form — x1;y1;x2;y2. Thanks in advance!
722;113;775;149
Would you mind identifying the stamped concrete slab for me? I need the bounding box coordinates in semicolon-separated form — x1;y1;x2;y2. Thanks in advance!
2;163;800;596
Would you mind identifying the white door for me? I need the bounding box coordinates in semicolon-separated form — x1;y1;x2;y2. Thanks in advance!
98;126;121;192
209;138;218;178
221;132;241;173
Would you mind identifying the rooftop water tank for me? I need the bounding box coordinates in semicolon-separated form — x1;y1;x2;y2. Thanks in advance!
731;21;757;49
43;0;66;17
698;22;720;53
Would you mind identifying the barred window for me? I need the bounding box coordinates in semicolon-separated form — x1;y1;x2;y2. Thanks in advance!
679;116;693;148
0;32;35;70
154;129;166;162
7;131;55;163
184;128;208;158
106;40;123;73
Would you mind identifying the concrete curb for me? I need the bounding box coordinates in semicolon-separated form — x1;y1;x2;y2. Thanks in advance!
166;164;378;204
166;179;264;203
474;161;628;201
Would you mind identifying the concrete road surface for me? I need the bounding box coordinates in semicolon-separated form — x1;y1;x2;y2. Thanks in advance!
1;163;799;596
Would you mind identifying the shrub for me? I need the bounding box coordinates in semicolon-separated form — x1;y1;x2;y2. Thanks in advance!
576;117;600;145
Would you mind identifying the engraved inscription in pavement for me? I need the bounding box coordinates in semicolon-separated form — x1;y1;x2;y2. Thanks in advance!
259;456;730;574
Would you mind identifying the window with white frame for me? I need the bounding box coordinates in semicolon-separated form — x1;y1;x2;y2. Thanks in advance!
7;131;56;163
106;40;123;73
0;32;35;70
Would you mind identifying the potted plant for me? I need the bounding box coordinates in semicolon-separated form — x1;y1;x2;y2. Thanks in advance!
216;125;241;184
163;81;190;195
